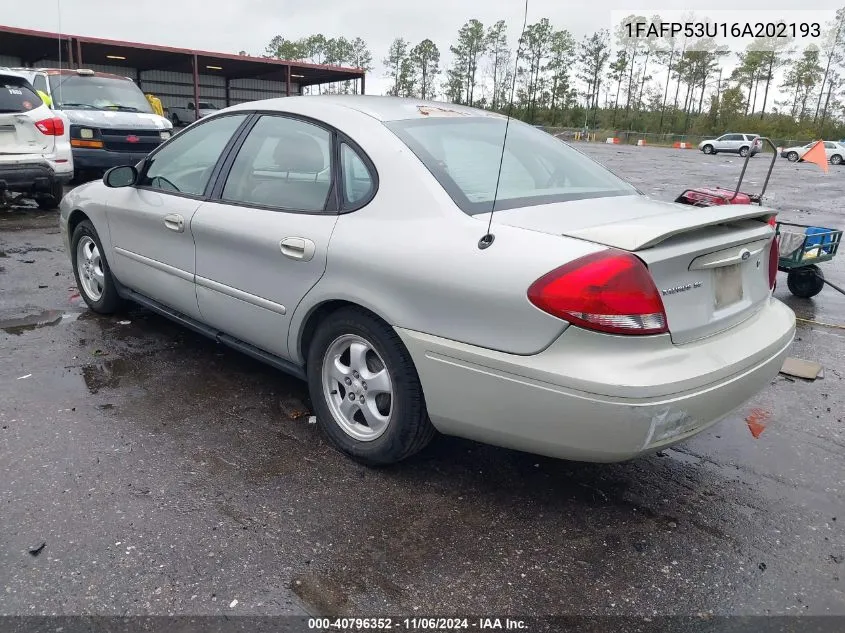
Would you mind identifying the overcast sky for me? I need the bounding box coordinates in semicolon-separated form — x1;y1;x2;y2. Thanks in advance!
6;0;844;96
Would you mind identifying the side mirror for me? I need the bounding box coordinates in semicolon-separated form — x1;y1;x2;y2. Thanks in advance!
103;165;138;188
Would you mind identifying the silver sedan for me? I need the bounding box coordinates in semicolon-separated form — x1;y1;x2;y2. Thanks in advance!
59;96;796;465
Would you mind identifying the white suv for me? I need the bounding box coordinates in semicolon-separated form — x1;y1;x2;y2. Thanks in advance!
0;69;73;209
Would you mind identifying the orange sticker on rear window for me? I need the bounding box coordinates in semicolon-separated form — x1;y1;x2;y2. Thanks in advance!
22;100;33;110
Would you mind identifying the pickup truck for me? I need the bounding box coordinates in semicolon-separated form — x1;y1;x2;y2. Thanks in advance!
168;101;220;126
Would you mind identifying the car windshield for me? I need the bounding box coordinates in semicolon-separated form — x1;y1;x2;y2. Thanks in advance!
0;75;43;113
198;102;217;110
385;117;637;214
48;74;153;113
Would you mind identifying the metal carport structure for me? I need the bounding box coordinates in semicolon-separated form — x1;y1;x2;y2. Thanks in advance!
0;24;366;119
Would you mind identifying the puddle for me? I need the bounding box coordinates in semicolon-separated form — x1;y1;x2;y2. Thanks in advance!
81;358;136;394
0;309;79;335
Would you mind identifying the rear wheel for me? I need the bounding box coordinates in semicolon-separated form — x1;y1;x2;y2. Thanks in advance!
787;151;799;162
170;113;180;127
831;154;843;165
306;307;435;466
71;220;123;314
739;146;750;157
787;265;825;299
35;182;64;210
702;144;714;155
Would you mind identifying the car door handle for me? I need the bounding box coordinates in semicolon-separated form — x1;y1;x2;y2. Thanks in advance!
164;214;185;233
280;237;316;262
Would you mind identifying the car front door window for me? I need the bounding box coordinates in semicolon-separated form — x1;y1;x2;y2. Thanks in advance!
139;114;248;197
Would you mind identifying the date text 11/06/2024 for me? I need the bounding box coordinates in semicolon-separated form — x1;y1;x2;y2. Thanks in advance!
625;21;821;39
308;618;528;630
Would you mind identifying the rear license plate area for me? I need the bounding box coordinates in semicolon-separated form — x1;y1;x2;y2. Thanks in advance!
0;127;15;146
714;264;743;309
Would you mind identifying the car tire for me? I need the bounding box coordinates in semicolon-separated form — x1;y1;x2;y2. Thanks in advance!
787;151;799;162
306;307;436;466
786;265;825;299
702;144;714;154
170;114;180;127
71;219;123;314
35;182;64;210
831;154;843;165
739;146;750;157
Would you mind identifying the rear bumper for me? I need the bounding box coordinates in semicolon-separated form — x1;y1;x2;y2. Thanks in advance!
0;162;72;193
72;148;152;171
397;298;795;462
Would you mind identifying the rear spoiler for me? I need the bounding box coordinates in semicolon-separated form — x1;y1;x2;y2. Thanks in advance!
561;205;777;251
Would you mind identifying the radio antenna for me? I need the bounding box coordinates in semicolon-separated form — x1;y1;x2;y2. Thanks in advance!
478;0;529;250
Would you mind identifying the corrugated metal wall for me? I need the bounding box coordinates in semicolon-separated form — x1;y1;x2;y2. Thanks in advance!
12;58;302;109
0;54;22;67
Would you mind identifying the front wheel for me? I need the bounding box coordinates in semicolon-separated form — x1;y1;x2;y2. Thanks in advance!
702;144;714;155
739;146;750;157
71;220;123;313
170;114;180;127
787;265;825;299
307;307;435;465
787;151;800;162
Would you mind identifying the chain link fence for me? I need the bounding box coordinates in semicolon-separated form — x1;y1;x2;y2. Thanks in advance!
540;127;805;150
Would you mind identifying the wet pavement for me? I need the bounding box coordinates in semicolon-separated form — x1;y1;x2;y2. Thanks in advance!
1;147;844;619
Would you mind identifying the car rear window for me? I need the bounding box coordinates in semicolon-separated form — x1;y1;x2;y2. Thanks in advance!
385;117;637;214
0;75;43;113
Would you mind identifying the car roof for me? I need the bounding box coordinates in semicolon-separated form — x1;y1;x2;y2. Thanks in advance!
0;68;30;81
225;95;506;123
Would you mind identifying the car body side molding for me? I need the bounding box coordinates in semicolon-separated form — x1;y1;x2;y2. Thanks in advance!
116;283;306;381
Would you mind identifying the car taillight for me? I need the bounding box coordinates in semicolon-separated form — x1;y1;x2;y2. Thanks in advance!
35;117;65;136
527;250;669;336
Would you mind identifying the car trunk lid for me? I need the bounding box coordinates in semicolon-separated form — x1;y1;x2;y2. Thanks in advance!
493;195;777;344
0;112;54;155
0;75;53;155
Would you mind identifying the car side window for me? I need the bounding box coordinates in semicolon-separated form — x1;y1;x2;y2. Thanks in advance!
221;115;333;212
139;114;247;196
340;143;374;208
32;74;49;96
824;142;837;149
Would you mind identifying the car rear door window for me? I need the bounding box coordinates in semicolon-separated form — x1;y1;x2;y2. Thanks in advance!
139;113;248;196
0;75;42;113
221;114;333;212
340;143;375;208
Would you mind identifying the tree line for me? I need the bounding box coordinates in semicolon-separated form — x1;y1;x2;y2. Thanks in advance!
261;9;845;140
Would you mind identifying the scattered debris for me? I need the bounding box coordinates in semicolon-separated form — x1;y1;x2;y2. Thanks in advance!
279;396;309;419
780;357;823;381
229;599;239;608
307;416;317;425
17;374;32;380
745;408;772;439
37;284;47;289
117;320;131;325
831;554;843;564
28;542;46;556
91;349;108;356
758;562;767;571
